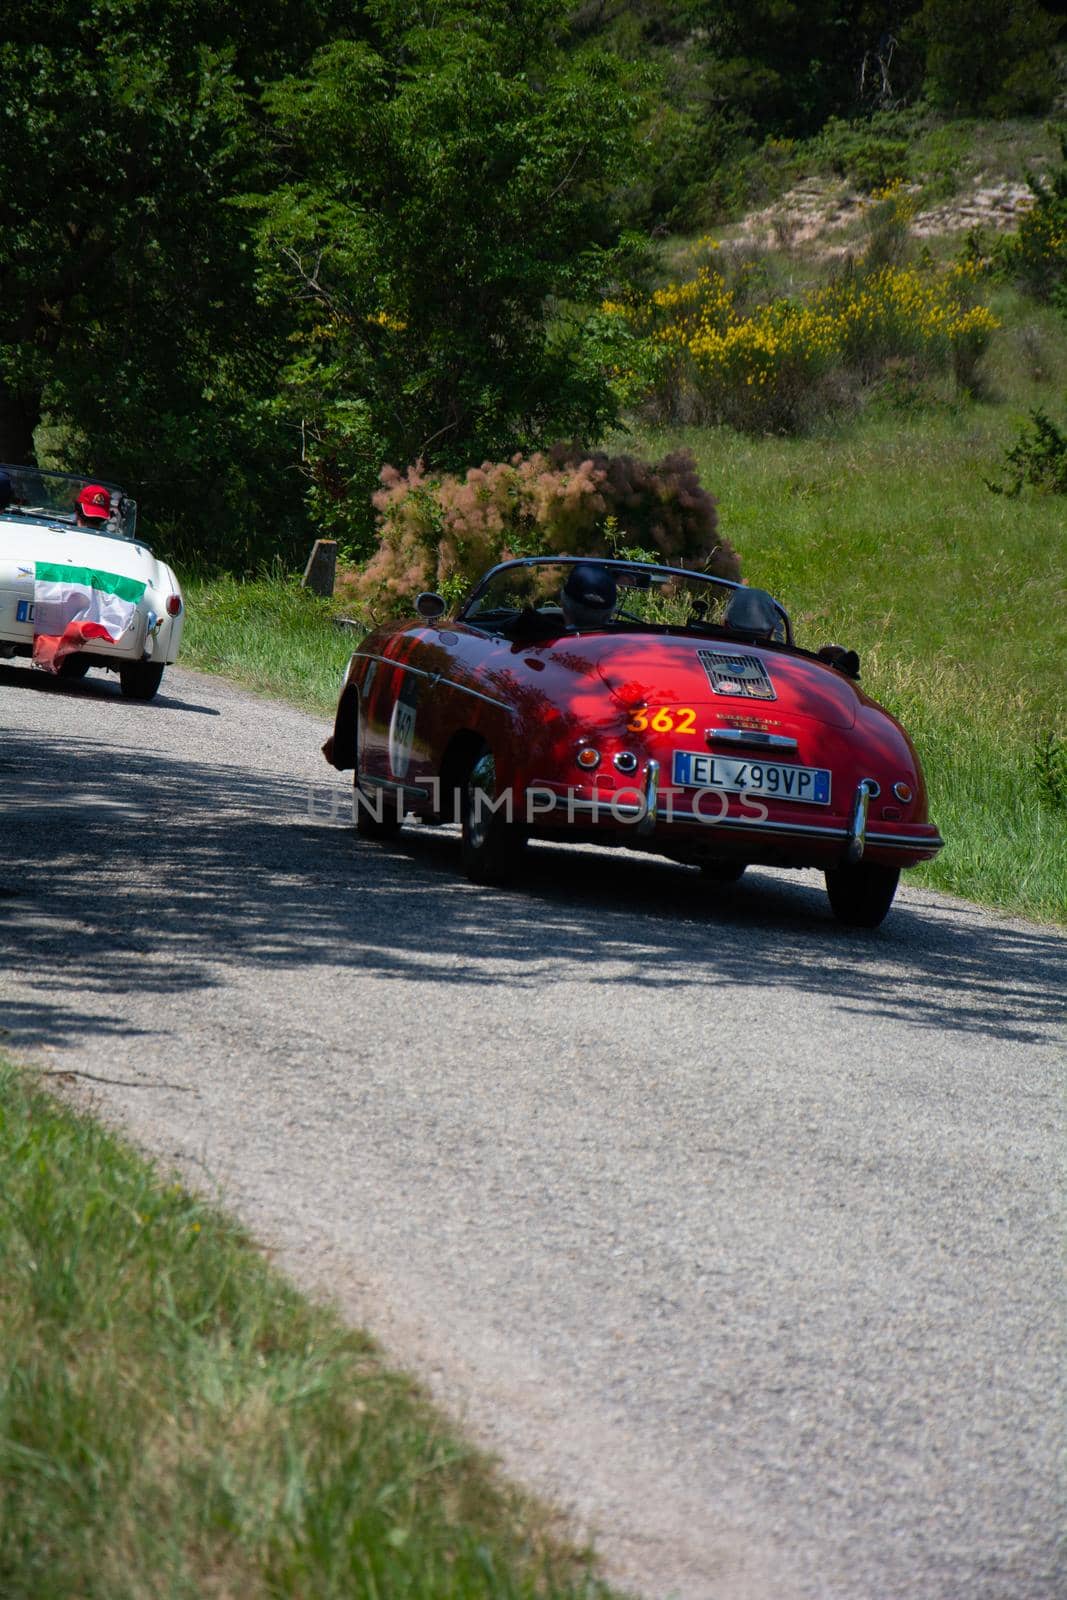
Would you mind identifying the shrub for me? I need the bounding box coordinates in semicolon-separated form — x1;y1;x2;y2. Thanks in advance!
987;408;1067;496
605;253;999;433
995;135;1067;303
810;117;910;192
862;181;918;271
1033;731;1067;811
341;449;739;619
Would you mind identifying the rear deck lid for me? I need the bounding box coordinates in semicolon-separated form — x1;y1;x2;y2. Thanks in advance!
567;635;859;730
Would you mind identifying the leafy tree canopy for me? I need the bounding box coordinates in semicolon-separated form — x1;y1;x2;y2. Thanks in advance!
250;0;647;550
915;0;1060;116
0;0;357;561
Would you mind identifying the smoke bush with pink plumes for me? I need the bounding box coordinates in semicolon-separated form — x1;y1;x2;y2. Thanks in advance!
338;448;740;620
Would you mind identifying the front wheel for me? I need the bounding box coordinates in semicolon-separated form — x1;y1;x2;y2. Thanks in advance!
824;861;900;928
460;750;526;885
119;661;165;701
353;776;404;839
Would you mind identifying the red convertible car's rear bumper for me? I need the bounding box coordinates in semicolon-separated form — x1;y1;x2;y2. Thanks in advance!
527;767;944;869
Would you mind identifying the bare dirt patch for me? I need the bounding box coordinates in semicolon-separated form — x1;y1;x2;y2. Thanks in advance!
728;175;1036;259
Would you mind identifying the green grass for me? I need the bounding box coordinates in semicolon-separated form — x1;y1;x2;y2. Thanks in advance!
182;573;358;715
0;1057;618;1600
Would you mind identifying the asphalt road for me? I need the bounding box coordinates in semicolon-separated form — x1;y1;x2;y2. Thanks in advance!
1;659;1063;1600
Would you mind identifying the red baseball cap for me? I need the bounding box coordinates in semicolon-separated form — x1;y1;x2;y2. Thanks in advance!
77;484;111;519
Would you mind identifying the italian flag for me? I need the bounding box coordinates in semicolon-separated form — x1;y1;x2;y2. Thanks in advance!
32;561;147;672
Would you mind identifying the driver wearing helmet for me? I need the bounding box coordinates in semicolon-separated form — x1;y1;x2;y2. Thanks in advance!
560;562;617;630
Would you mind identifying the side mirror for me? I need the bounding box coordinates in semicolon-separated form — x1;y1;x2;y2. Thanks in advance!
415;591;447;620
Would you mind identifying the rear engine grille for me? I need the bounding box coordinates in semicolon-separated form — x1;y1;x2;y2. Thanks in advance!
698;650;776;701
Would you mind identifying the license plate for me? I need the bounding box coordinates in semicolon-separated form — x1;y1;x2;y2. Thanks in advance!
16;600;35;623
672;749;831;805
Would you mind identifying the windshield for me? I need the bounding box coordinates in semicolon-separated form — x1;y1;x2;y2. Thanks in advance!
459;558;791;644
0;463;138;543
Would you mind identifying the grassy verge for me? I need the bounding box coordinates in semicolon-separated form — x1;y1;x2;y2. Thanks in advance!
0;1056;616;1600
181;573;358;716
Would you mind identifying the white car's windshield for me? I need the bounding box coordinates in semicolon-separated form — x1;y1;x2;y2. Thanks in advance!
0;463;138;543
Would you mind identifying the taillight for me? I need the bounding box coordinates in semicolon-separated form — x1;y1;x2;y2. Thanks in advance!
166;594;182;617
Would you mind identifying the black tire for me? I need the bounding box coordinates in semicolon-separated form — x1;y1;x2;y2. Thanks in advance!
119;661;165;701
460;749;526;885
58;654;92;679
353;775;405;839
824;861;900;928
699;859;747;884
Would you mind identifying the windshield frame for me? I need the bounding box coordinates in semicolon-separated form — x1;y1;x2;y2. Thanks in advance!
0;463;139;544
456;557;793;646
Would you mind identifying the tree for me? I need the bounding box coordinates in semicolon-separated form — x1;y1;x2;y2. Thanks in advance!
667;0;925;136
916;0;1060;115
251;0;646;551
0;0;355;561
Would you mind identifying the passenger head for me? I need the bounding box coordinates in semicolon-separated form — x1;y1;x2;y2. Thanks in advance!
75;484;111;524
560;563;617;629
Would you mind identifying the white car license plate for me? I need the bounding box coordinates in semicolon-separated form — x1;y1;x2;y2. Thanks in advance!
16;600;35;623
672;749;831;804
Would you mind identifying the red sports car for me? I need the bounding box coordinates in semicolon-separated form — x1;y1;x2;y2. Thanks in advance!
323;557;943;926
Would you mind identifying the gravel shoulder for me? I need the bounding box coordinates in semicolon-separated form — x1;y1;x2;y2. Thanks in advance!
1;660;1064;1600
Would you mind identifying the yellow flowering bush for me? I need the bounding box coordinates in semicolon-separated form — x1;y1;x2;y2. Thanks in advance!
867;178;918;222
605;254;999;431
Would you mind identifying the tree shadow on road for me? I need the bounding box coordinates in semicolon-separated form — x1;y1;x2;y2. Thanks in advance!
0;727;1062;1053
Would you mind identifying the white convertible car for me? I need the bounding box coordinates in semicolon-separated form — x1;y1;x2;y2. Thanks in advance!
0;464;184;700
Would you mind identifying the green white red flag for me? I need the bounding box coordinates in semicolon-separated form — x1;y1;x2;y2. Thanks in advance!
32;560;146;671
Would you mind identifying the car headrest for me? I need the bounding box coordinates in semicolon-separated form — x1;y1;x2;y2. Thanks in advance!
724;586;779;639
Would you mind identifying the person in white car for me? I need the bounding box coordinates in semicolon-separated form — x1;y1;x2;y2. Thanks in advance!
73;483;111;527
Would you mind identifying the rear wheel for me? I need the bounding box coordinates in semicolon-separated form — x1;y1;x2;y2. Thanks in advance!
58;654;92;679
119;661;165;700
824;861;900;928
460;749;526;885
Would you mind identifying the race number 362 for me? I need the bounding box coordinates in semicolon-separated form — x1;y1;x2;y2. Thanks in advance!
626;705;696;734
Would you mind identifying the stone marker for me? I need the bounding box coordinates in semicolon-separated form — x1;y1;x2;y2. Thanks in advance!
302;539;338;597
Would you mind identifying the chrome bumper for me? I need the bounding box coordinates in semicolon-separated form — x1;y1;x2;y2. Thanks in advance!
529;770;943;859
847;778;877;864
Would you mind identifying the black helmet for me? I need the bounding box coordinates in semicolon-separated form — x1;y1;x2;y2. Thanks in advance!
561;562;617;629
